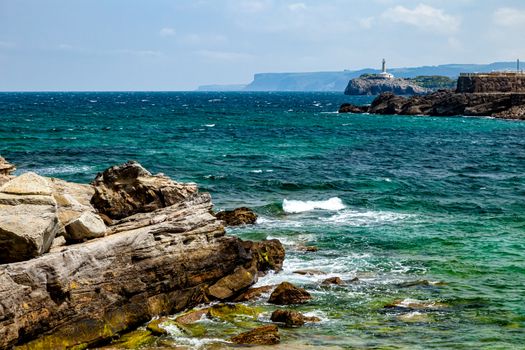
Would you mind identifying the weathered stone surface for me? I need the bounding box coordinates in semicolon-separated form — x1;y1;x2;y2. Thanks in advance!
230;325;280;345
0;173;61;264
322;277;345;286
0;204;60;264
91;161;198;220
0;172;52;196
268;282;312;305
208;266;257;300
492;104;525;120
0;156;16;176
345;77;429;96
215;207;258;226
271;309;320;327
64;211;107;242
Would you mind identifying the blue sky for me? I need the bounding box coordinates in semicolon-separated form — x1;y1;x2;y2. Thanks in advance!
1;0;524;91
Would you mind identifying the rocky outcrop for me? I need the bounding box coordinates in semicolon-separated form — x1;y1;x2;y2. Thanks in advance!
339;91;525;120
0;160;285;349
268;282;312;305
344;77;429;96
91;161;198;220
230;325;280;345
215;207;258;226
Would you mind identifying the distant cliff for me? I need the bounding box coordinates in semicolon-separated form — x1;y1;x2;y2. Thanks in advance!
344;76;429;95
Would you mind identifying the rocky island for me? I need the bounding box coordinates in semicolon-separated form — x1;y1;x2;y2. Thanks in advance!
0;158;287;349
339;72;525;120
344;75;429;96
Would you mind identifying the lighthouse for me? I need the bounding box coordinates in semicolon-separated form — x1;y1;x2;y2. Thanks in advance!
378;58;394;79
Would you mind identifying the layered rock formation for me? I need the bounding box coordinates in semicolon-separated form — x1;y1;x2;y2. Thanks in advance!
0;160;285;349
0;156;16;186
344;76;429;96
339;91;525;120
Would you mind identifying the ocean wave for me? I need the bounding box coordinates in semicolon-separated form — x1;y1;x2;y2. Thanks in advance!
31;165;94;176
282;197;346;213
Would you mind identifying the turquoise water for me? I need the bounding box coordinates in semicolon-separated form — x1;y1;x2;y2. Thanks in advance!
1;92;524;349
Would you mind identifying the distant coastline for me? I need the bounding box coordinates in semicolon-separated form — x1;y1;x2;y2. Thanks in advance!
197;61;520;92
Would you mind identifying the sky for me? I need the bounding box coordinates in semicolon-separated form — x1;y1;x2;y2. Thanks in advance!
1;0;525;91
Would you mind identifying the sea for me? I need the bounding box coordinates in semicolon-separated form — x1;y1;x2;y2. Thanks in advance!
1;92;524;349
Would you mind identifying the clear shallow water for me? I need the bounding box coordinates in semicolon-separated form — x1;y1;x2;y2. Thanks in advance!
1;92;524;349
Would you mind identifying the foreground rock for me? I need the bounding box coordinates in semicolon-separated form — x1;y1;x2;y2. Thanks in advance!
230;325;280;345
0;172;61;263
0;156;16;186
271;309;320;327
91;161;198;219
345;76;429;96
215;207;258;226
339;91;525;120
0;161;285;349
268;282;312;305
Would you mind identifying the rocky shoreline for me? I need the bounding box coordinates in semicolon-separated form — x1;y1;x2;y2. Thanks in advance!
339;90;525;120
0;158;295;349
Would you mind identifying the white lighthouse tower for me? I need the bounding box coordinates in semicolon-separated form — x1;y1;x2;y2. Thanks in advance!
378;58;394;79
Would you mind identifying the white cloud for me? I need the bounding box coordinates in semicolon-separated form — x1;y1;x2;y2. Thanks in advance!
494;7;525;27
195;49;253;62
159;27;176;37
288;3;307;12
381;4;460;34
234;0;271;13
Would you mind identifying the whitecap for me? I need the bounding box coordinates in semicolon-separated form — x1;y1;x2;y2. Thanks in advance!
282;197;345;213
323;209;411;226
250;169;263;173
204;124;215;127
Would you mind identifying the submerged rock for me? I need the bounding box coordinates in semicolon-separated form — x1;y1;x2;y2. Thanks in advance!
215;207;258;226
270;309;321;327
207;303;261;323
91;160;198;219
230;325;280;345
322;277;345;286
175;308;209;324
268;282;312;305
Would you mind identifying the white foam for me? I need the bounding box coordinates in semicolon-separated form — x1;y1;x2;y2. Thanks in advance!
204;124;215;127
283;197;346;213
323;210;411;226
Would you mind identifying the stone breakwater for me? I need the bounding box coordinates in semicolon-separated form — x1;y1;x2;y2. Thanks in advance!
339;90;525;120
0;159;284;349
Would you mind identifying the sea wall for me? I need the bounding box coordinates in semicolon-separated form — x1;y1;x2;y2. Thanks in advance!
456;74;525;93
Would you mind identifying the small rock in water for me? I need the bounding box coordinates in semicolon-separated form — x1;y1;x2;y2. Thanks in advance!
293;269;325;276
233;285;274;302
296;244;319;252
322;277;345;286
349;277;359;283
175;308;209;325
215;207;258;226
230;325;280;345
207;266;257;300
271;309;321;327
268;282;312;305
